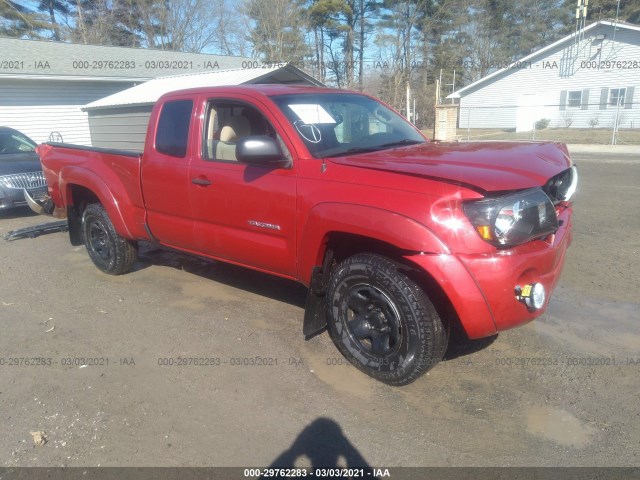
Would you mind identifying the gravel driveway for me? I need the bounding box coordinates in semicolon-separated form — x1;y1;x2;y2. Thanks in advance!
0;148;638;470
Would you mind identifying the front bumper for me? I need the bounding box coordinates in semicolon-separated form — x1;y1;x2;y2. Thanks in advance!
406;206;573;339
0;185;48;210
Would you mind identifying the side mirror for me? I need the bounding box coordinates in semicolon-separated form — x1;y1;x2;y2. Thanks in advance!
236;136;288;167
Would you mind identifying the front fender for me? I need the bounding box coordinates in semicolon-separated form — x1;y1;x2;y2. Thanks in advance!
298;202;449;285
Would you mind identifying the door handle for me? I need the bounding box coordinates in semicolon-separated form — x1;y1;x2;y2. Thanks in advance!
191;177;212;186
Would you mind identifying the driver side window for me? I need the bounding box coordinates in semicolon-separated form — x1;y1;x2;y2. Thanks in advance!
202;101;275;162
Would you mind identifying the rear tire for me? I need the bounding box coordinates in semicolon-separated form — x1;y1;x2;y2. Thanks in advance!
82;203;137;275
325;253;448;386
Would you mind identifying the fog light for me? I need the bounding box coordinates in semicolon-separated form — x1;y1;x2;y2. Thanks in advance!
516;283;546;310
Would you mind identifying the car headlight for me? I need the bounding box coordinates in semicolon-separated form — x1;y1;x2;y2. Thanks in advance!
543;165;578;203
560;165;578;202
463;188;558;247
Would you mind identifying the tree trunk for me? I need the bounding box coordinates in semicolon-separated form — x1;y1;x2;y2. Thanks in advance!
358;0;364;91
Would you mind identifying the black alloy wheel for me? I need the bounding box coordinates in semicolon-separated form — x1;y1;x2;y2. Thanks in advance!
326;253;448;386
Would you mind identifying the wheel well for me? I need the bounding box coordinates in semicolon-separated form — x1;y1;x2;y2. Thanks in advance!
402;265;466;347
320;232;464;344
67;185;100;246
69;185;100;213
324;232;415;266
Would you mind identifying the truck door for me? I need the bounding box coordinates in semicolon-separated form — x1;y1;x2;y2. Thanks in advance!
188;97;297;277
141;97;197;249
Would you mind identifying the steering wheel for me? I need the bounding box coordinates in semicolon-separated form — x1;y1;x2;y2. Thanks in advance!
373;107;393;124
359;132;398;144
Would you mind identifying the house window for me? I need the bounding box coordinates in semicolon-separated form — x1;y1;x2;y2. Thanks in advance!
567;91;582;108
609;88;626;107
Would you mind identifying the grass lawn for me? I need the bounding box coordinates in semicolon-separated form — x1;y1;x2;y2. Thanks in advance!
422;128;640;145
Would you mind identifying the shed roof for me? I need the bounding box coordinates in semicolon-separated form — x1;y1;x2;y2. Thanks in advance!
83;64;325;110
447;20;640;99
0;37;249;81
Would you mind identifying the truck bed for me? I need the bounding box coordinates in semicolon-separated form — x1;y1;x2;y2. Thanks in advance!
37;141;147;240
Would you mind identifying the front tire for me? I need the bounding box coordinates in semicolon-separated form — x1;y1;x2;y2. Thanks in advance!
326;253;447;386
82;203;137;275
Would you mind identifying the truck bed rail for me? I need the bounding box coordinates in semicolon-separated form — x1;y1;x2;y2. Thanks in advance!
45;142;142;158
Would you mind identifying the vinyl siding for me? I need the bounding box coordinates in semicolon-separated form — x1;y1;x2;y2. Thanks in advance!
87;107;152;151
458;24;640;130
0;79;135;144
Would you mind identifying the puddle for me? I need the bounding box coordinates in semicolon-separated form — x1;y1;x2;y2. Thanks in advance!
304;348;375;398
526;405;595;448
534;292;640;356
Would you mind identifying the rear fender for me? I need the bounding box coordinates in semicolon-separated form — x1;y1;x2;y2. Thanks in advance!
60;166;134;240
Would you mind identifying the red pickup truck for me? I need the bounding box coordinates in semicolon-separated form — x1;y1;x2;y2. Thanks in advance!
34;85;577;385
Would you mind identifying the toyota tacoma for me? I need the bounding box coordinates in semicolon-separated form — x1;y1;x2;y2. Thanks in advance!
33;85;577;385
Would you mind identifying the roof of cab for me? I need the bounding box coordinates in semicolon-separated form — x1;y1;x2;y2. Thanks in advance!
159;83;340;100
83;65;327;111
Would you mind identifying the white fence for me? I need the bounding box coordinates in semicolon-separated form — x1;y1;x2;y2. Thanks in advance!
457;99;638;145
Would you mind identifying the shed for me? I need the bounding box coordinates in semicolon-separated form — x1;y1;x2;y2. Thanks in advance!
447;20;640;131
82;64;325;150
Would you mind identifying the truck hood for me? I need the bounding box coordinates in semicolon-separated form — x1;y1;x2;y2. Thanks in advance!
329;141;572;193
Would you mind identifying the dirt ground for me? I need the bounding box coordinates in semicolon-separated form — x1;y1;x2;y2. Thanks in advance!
0;148;638;469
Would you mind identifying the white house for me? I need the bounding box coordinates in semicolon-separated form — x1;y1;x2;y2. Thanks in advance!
448;20;640;131
0;38;250;145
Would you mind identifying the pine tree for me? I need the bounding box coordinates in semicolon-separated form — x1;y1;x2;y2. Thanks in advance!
0;1;49;38
37;0;72;40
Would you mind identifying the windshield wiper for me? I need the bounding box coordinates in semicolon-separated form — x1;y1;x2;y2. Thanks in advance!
323;146;381;158
322;139;424;158
378;139;424;148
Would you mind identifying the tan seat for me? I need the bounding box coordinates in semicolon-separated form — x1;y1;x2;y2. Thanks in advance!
215;115;251;161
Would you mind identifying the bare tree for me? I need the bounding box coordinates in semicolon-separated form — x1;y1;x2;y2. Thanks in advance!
73;0;120;45
155;0;248;54
71;0;249;53
247;0;308;62
374;1;426;114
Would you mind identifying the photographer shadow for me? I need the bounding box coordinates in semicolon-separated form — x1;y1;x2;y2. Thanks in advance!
261;417;377;479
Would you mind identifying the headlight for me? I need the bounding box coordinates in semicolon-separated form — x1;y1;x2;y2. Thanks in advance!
543;166;578;203
463;188;558;247
561;165;578;202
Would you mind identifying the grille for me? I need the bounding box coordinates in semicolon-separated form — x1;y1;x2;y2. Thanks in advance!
0;172;47;190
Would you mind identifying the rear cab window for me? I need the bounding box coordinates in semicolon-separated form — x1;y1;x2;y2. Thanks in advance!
155;99;193;157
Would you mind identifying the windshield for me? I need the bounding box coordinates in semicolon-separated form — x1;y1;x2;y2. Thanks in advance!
0;131;37;155
271;93;426;158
